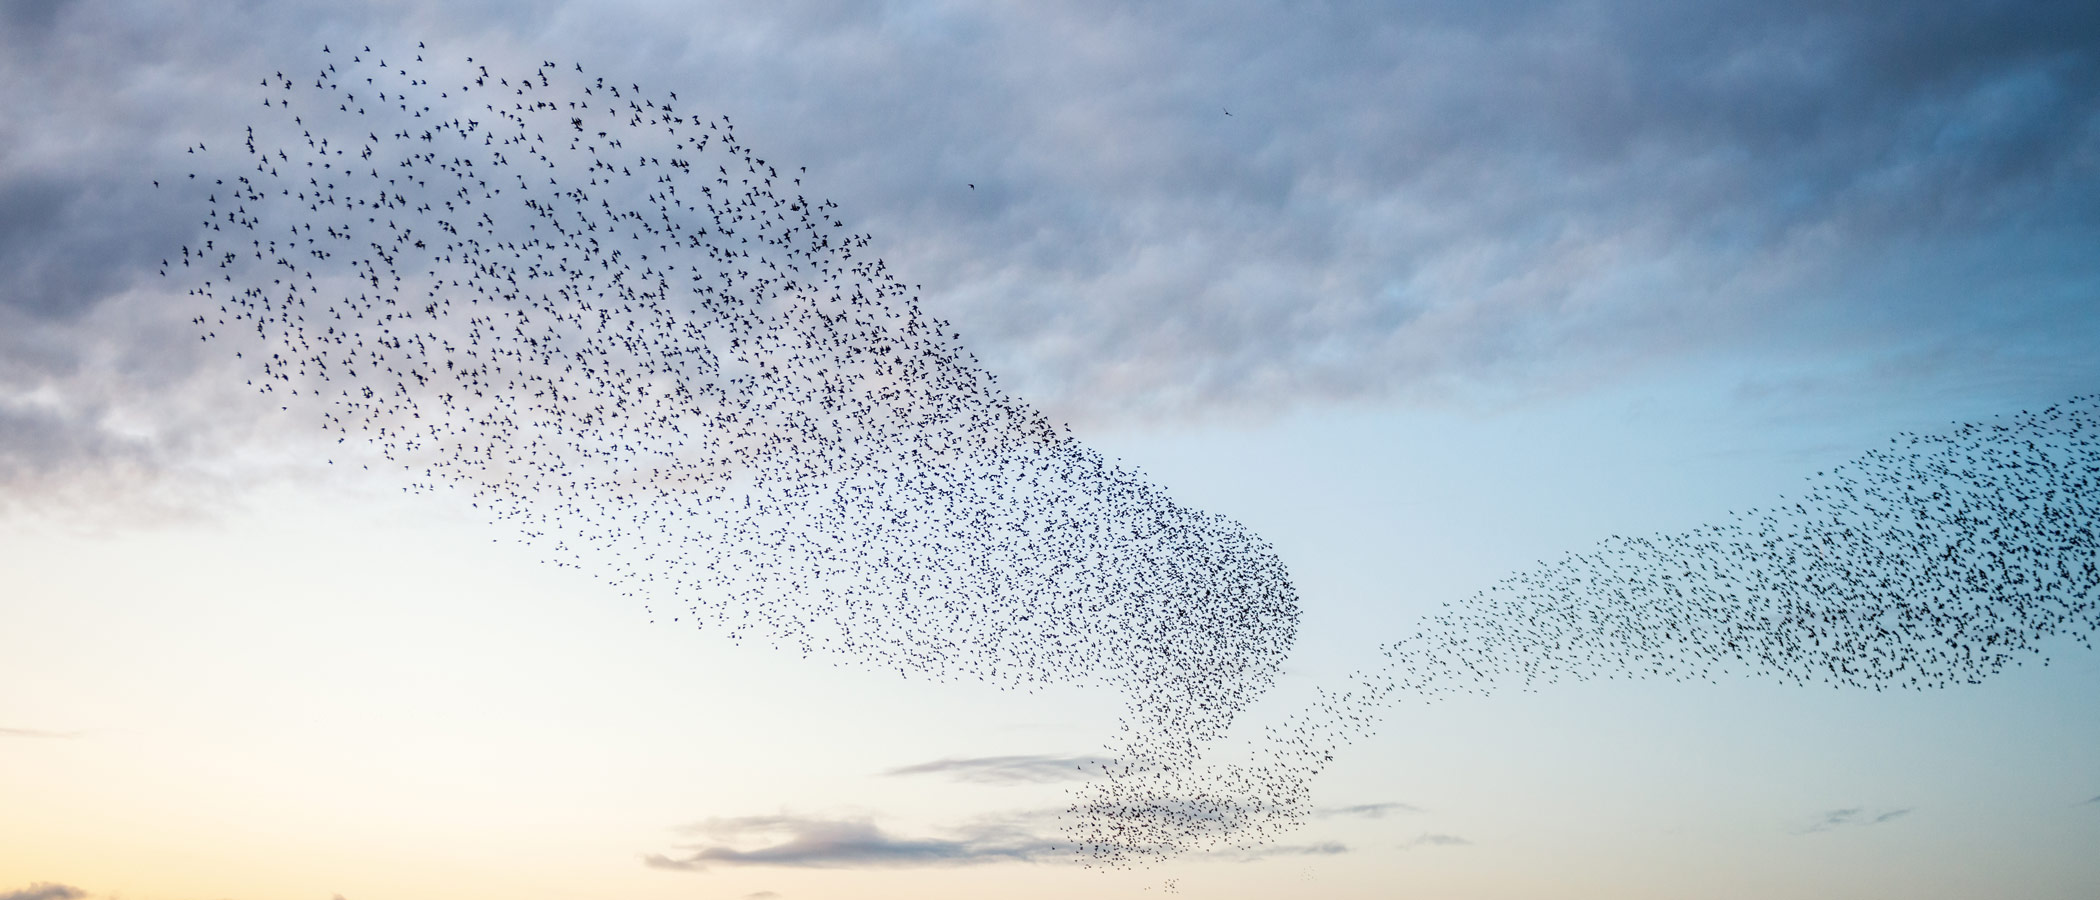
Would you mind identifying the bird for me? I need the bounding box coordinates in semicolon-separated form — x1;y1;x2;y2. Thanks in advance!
168;41;2100;870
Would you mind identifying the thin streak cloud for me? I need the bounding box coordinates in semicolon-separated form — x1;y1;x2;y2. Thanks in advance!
880;754;1104;784
0;727;80;739
1795;806;1916;834
1315;802;1423;819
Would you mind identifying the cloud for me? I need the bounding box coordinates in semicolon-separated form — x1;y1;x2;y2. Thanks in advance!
1400;833;1472;850
644;814;1059;871
881;754;1104;784
743;892;780;899
1205;841;1350;862
756;0;2100;420
0;884;88;900
2;0;2095;519
1316;802;1422;819
0;727;80;739
2077;795;2100;807
1795;806;1914;834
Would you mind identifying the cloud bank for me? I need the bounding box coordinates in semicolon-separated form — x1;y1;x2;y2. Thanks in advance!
5;0;2097;511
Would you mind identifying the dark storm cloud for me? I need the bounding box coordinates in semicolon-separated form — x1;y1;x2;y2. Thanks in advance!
0;884;87;900
644;814;1057;870
880;754;1103;784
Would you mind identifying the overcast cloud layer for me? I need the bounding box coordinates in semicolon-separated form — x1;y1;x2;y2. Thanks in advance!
3;0;2097;503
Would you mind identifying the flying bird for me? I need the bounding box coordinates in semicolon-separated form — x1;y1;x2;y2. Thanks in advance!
171;42;2100;869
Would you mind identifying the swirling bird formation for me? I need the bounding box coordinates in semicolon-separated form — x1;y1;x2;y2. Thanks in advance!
1067;399;2100;863
171;43;1295;860
172;43;2098;870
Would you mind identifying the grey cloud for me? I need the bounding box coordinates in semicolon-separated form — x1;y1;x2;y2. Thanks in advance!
1400;833;1472;849
2;0;71;31
0;318;278;520
645;814;1057;871
0;401;153;486
1206;841;1349;862
881;754;1103;784
5;0;2097;508
1796;806;1914;834
603;0;2100;420
0;885;88;900
1316;802;1422;819
1805;807;1863;832
0;173;190;321
2081;794;2100;807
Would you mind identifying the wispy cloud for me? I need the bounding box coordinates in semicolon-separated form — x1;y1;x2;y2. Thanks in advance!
644;814;1058;871
743;892;780;899
1400;833;1472;850
0;727;80;739
2077;794;2100;807
0;884;87;900
1795;806;1915;834
1205;841;1349;862
1316;802;1423;819
881;754;1103;785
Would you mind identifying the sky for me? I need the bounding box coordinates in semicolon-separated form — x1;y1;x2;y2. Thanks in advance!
3;0;2099;897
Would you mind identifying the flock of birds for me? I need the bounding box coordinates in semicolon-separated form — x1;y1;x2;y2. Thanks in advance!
1066;400;2100;860
171;44;1299;861
171;44;2099;868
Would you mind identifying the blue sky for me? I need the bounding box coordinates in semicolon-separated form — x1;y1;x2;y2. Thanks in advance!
2;1;2098;897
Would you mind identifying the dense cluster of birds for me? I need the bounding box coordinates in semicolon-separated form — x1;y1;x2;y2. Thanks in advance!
1066;399;2100;862
169;43;1297;860
171;43;2098;870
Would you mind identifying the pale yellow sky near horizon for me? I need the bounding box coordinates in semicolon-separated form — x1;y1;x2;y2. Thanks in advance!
8;398;2100;900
